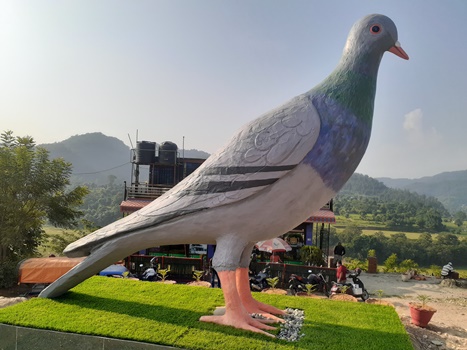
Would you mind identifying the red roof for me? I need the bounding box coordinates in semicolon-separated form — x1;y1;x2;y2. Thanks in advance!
120;199;153;213
305;209;336;223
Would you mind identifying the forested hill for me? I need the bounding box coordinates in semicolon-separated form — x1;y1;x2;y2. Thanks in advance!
378;171;467;214
336;173;454;232
40;133;132;185
39;132;210;185
339;173;388;196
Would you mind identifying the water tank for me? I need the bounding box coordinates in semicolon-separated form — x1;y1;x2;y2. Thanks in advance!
135;141;156;164
158;141;178;164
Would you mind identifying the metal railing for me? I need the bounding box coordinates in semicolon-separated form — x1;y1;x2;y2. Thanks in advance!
125;184;172;200
126;255;336;288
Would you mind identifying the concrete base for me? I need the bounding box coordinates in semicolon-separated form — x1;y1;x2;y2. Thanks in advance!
0;324;182;350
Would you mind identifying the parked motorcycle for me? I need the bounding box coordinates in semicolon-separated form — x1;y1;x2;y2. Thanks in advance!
288;270;329;296
249;264;271;291
139;257;159;281
330;268;369;301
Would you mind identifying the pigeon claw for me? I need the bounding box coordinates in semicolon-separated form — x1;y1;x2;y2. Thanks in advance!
200;269;277;336
199;312;276;337
236;267;286;323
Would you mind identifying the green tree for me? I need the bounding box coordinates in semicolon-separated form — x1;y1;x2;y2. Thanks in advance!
436;233;459;246
0;131;88;264
338;224;362;244
78;181;123;227
453;211;466;227
424;208;444;232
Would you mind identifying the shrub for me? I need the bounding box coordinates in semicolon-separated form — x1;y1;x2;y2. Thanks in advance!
399;259;418;272
305;284;317;295
429;264;442;277
157;264;171;282
367;249;376;258
384;253;398;272
266;277;279;289
300;246;325;266
375;289;384;299
345;257;366;271
192;270;204;282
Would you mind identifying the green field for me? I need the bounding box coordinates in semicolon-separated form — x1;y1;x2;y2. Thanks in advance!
334;214;467;240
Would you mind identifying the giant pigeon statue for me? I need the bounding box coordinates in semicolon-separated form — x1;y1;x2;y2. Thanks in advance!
40;14;408;336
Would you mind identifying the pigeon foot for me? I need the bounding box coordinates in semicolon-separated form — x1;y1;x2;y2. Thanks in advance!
199;311;276;337
200;269;276;336
236;267;285;322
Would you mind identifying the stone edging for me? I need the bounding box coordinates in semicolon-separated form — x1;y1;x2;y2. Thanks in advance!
0;323;183;350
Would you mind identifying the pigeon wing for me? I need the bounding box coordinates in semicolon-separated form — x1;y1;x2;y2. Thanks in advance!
65;94;321;255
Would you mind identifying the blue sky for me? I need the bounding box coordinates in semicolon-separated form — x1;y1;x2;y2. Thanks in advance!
1;1;467;179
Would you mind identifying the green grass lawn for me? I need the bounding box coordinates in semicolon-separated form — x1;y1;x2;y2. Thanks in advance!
0;277;411;350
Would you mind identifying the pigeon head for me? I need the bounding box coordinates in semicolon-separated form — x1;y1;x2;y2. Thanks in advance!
341;14;409;76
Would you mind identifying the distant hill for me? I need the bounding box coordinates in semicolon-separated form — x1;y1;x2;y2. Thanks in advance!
338;173;451;233
378;170;467;213
39;132;210;185
338;173;388;197
181;149;210;159
40;133;132;185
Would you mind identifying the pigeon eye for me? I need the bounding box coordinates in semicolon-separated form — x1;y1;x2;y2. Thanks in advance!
370;25;381;34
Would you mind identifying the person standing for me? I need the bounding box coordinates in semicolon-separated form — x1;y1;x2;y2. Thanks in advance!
334;242;346;265
336;261;348;283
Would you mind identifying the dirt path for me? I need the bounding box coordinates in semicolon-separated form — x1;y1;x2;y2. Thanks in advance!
362;272;467;350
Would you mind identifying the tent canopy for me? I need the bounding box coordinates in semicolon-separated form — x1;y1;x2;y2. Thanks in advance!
18;257;85;284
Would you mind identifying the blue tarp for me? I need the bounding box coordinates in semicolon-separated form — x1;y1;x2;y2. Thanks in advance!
99;264;128;276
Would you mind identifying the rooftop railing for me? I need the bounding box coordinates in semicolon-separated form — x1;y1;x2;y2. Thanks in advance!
125;183;172;200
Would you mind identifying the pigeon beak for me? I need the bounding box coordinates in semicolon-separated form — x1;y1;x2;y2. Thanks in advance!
389;41;409;60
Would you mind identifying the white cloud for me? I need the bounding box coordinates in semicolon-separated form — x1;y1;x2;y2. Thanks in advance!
403;109;442;147
403;108;422;131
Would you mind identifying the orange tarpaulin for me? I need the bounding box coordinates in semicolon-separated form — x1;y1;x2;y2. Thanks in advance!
18;257;85;284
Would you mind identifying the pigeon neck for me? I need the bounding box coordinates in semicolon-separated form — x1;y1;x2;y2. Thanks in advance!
313;60;379;125
340;47;384;77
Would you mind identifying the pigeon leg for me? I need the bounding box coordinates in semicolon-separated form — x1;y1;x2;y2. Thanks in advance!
199;270;276;337
236;267;285;322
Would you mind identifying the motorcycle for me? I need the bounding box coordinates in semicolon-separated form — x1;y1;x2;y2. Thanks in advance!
288;270;329;296
249;264;271;291
330;268;369;301
139;257;159;281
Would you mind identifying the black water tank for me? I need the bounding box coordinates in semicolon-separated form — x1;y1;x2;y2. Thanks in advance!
159;141;178;164
135;141;156;164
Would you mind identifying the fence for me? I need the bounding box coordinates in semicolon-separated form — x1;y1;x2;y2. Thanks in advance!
125;184;171;200
126;255;336;288
127;255;206;282
252;262;337;289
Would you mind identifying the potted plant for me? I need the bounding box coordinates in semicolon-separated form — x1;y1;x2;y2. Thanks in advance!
409;294;437;327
